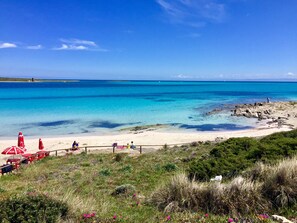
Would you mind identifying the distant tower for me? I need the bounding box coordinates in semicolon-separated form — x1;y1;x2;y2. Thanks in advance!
31;78;35;82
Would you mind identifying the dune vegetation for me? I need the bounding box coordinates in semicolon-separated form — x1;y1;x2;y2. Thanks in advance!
0;130;296;222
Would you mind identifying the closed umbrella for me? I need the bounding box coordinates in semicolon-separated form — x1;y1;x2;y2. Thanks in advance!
18;132;25;147
39;138;44;150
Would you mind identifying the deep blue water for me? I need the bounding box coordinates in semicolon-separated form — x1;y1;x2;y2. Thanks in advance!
0;80;296;137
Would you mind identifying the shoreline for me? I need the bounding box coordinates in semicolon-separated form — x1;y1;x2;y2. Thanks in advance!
0;124;292;164
1;100;296;164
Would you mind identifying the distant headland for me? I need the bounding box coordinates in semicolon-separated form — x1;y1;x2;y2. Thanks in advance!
0;77;78;82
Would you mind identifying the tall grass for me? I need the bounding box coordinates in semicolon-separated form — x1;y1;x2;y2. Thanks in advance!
149;157;297;216
149;174;267;215
244;157;297;208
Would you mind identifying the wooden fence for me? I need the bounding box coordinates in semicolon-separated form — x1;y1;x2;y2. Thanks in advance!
47;143;188;157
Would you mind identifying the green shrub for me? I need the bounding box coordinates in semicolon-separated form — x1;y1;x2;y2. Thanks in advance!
190;141;198;147
163;163;178;172
81;162;91;167
120;165;132;172
111;184;136;197
99;168;111;176
188;130;297;181
114;153;126;162
0;187;6;193
0;193;69;223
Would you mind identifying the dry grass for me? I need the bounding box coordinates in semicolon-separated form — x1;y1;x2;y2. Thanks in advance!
149;157;297;216
261;157;297;208
149;174;267;216
244;157;297;208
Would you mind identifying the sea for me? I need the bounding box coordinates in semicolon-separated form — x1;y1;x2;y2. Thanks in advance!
0;80;297;137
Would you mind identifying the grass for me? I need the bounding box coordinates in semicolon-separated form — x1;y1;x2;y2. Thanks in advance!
150;157;297;216
0;144;212;222
0;130;296;222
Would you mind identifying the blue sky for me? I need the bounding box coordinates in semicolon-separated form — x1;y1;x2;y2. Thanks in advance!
0;0;296;80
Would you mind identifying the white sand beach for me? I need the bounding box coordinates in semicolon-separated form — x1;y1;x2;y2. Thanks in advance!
0;125;292;165
2;101;297;165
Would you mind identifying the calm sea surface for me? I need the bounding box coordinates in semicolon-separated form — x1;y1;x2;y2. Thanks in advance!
0;81;297;137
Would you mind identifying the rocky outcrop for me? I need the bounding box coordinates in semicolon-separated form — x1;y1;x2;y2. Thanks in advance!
232;102;273;120
206;101;297;129
229;101;297;128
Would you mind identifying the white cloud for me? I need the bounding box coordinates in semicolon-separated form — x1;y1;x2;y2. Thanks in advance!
175;74;192;79
53;44;88;50
60;38;97;46
26;44;42;50
0;42;17;49
156;0;226;27
287;72;295;77
53;38;108;51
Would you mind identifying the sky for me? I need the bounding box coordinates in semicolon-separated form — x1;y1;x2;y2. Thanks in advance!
0;0;297;80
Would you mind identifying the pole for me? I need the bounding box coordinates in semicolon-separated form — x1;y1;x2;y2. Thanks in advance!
113;146;115;153
85;147;87;154
55;150;58;156
140;146;142;154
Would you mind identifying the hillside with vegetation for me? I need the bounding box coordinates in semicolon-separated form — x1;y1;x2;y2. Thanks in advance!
0;130;296;222
0;77;77;82
0;77;35;82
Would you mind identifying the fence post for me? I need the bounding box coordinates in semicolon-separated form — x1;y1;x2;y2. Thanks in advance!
85;147;87;154
113;146;115;154
55;150;58;156
140;146;142;154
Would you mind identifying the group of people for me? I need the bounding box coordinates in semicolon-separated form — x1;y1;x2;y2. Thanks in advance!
126;141;136;149
72;140;136;150
112;141;136;149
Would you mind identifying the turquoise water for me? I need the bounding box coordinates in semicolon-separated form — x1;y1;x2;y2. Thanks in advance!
0;81;297;137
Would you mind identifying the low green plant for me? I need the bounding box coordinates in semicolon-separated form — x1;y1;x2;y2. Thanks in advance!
163;163;178;172
112;184;136;197
81;162;91;167
120;165;132;172
115;153;126;162
99;168;111;176
0;193;69;223
0;187;6;193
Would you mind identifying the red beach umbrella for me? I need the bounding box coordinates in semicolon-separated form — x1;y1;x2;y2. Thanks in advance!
39;138;44;150
2;146;25;155
18;132;25;148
